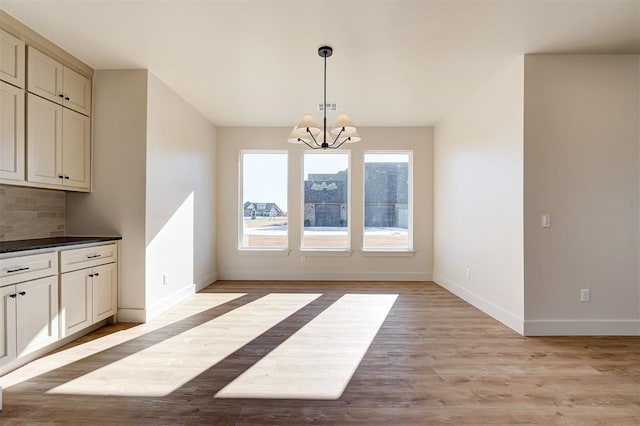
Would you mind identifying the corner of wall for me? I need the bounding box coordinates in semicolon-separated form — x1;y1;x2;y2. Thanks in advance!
433;57;525;334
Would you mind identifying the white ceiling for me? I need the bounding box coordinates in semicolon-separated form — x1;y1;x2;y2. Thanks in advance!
3;0;639;127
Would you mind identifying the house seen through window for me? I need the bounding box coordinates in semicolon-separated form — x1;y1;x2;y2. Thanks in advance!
302;152;350;250
363;152;412;250
240;152;288;249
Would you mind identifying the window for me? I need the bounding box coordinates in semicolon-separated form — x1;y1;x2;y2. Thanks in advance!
363;152;412;250
302;152;350;250
239;151;288;249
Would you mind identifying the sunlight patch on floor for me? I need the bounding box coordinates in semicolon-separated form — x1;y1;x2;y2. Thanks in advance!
0;293;246;389
215;293;398;400
47;293;321;397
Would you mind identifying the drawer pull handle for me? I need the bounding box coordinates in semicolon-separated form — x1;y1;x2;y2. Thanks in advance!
9;294;17;298
87;254;101;259
18;291;26;296
7;267;30;273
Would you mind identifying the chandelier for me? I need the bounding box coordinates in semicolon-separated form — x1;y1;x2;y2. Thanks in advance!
287;46;361;149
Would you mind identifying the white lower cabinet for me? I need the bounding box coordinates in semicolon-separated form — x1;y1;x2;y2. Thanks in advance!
16;276;59;356
59;244;118;327
60;268;92;337
0;241;119;373
0;275;58;368
0;285;17;368
60;259;116;337
92;263;116;323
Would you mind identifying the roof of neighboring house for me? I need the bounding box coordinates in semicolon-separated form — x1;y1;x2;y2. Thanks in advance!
304;163;408;204
243;202;284;213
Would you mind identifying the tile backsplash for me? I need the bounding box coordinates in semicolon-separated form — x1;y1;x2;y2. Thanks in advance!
0;185;65;241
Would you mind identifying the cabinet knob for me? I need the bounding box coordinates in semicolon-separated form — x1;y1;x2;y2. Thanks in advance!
65;96;70;101
58;93;64;98
64;176;70;180
58;175;64;179
89;274;94;277
9;294;17;298
94;272;100;277
18;291;26;296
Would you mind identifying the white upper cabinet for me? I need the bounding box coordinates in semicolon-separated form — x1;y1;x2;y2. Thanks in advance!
62;66;91;116
27;93;63;186
0;29;25;88
61;107;91;189
0;80;25;181
27;46;91;116
27;93;91;190
27;46;62;103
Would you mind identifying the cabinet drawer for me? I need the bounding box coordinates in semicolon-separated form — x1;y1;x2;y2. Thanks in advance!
60;243;117;273
0;252;58;286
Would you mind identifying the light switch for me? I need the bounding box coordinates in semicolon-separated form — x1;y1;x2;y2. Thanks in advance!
541;214;551;228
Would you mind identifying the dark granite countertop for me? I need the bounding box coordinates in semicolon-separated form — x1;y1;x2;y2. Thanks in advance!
0;236;122;254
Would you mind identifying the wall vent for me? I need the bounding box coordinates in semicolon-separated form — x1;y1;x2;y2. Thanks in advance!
317;103;338;112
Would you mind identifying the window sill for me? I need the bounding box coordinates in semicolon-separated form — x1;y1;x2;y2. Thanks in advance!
299;249;353;257
237;248;291;256
361;250;415;257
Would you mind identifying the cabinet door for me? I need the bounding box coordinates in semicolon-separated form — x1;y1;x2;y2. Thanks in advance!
0;81;25;181
92;263;116;323
0;285;17;368
16;275;58;357
27;94;63;186
0;29;25;88
60;269;92;337
61;108;91;189
27;46;63;105
62;67;91;116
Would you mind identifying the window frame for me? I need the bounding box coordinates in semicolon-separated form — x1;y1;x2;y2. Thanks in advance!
362;150;414;253
300;150;352;252
238;149;289;252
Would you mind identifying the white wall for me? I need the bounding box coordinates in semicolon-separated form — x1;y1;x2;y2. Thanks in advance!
523;55;639;335
216;127;433;281
67;70;218;322
145;72;218;318
66;70;148;319
434;58;525;334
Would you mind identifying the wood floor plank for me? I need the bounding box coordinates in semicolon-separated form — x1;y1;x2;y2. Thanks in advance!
0;281;637;425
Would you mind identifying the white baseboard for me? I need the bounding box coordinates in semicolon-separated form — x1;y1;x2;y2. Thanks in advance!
433;272;524;335
217;271;432;282
524;319;640;336
117;308;147;323
196;271;218;291
145;284;197;322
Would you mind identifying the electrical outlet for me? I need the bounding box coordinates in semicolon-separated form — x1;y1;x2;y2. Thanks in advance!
580;288;590;302
465;268;471;279
162;273;169;285
541;214;551;228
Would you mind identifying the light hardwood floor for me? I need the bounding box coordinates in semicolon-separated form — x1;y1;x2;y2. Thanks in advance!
0;281;638;425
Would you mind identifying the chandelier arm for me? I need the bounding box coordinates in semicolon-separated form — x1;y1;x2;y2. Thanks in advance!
329;127;345;147
331;136;351;150
307;128;321;147
298;138;319;150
